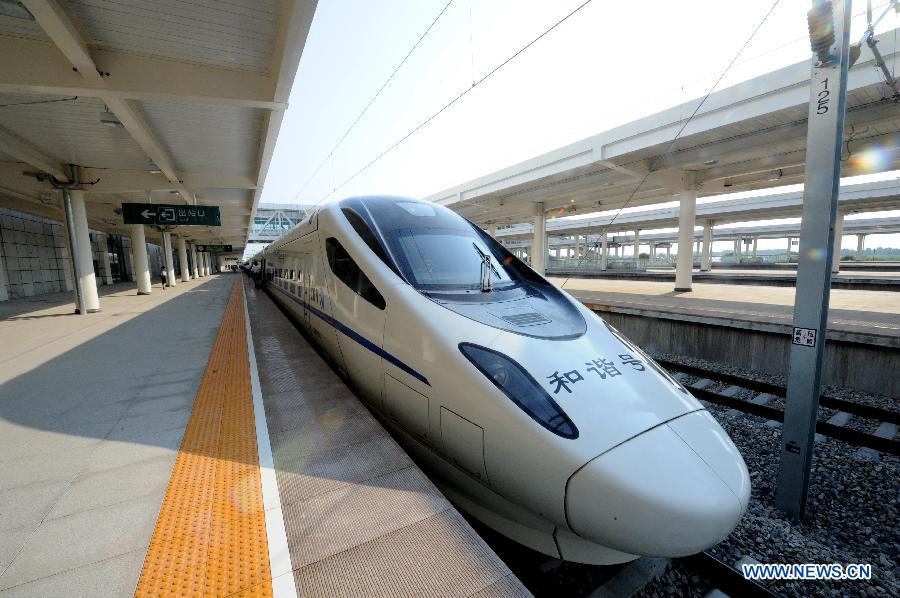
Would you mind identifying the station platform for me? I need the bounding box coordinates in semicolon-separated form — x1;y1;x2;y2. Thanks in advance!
552;277;900;397
0;274;526;597
547;267;900;291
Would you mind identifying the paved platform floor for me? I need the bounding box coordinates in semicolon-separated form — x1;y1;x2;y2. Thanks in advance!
246;284;528;597
551;277;900;340
0;275;232;596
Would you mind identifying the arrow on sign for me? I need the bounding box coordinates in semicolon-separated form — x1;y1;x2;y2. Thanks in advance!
140;209;156;219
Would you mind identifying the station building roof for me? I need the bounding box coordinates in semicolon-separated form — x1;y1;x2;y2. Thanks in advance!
425;28;900;228
0;0;318;252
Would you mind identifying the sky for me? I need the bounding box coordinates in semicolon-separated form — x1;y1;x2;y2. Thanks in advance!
251;0;900;256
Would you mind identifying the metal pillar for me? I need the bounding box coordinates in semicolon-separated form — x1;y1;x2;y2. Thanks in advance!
855;234;865;259
752;237;758;258
63;189;100;313
600;232;608;271
832;211;844;273
776;0;852;521
131;224;152;295
532;203;546;275
162;232;176;287
674;172;697;291
701;222;713;271
178;237;190;282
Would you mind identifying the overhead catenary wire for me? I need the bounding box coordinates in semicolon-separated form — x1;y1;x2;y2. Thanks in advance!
310;0;596;209
291;0;456;207
558;0;782;289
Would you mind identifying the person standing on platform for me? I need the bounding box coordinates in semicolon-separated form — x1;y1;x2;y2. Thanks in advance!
159;265;167;290
250;261;262;289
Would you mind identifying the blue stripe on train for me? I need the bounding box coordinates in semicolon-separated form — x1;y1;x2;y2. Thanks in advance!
271;283;430;386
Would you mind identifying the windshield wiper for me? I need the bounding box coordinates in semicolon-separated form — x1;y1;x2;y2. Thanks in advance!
472;243;500;292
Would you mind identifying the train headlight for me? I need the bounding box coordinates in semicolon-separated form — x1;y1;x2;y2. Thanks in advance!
459;343;579;439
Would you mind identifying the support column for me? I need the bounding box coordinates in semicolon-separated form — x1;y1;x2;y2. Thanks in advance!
674;172;697;292
204;253;211;275
178;237;190;282
64;189;100;313
192;245;201;278
832;211;844;273
633;230;640;260
601;232;608;271
649;241;656;259
787;237;793;257
532;204;546;275
855;234;865;260
701;222;713;271
575;235;581;259
734;239;742;260
162;232;176;287
488;224;497;238
131;224;152;295
752;237;758;258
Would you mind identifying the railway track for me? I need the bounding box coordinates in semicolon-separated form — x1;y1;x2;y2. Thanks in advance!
657;358;900;456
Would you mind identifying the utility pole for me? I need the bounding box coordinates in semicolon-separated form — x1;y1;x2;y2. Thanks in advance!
775;0;852;520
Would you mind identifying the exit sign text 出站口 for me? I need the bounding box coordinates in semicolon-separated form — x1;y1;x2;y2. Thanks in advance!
122;203;220;226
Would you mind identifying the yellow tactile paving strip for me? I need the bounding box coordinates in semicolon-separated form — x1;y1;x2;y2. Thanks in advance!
135;278;272;597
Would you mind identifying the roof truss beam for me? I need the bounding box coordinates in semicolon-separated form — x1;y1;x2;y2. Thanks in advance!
0;36;283;109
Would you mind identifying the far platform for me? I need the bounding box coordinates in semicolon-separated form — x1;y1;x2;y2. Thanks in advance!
547;266;900;291
551;276;900;347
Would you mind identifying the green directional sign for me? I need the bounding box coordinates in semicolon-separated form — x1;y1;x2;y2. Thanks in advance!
196;244;233;252
122;203;221;226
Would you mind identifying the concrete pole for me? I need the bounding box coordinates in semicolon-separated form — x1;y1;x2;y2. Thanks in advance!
855;234;865;260
734;239;742;259
674;173;697;292
701;222;713;271
601;232;608;271
575;235;581;259
532;203;546;275
752;237;758;258
649;241;656;259
832;211;844;273
178;237;190;282
67;190;101;312
205;253;212;275
162;232;176;287
787;237;793;257
192;245;201;278
666;245;671;258
99;240;113;285
130;224;152;295
633;229;640;260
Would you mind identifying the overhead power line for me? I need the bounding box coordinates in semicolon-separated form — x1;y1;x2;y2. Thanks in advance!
311;0;596;207
558;0;782;289
292;0;456;205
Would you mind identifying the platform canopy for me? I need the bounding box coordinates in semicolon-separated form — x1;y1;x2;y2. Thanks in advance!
0;0;317;252
425;28;900;228
494;179;900;240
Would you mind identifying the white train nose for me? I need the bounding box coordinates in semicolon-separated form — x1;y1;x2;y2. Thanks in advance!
565;410;750;557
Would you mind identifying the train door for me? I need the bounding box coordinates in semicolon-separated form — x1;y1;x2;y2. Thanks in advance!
324;236;386;408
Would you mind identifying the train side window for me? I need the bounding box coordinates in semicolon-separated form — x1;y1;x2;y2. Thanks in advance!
325;237;386;310
340;207;401;277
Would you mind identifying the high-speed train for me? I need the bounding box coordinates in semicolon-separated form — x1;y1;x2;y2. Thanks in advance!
254;195;750;565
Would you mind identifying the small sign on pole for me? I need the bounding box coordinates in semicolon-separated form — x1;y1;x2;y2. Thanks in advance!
122;203;221;226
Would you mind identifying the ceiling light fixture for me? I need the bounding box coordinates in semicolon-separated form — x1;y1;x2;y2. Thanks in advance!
767;169;784;181
99;108;124;128
0;0;34;20
146;161;162;174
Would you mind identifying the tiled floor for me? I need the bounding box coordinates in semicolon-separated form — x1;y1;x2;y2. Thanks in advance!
0;275;232;596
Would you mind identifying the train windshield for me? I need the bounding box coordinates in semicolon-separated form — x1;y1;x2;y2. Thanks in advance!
341;197;519;292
